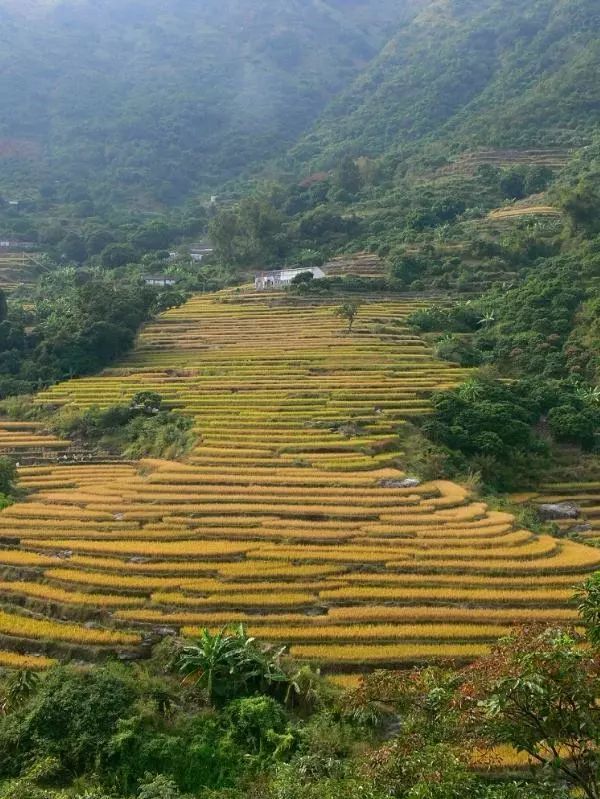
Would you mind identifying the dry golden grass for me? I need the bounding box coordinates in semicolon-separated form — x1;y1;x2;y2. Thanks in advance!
385;539;600;572
339;572;583;587
327;606;578;623
220;562;348;578
44;568;184;591
0;292;595;670
319;585;573;604
153;591;315;607
488;205;560;220
469;744;540;770
0;549;55;567
3;504;113;520
0;581;145;607
248;546;408;563
327;673;363;689
68;555;218;575
181;622;509;642
27;539;253;558
115;609;264;625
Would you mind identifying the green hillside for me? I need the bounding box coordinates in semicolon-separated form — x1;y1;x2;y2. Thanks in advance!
290;0;600;170
2;0;600;210
0;2;599;799
0;0;421;207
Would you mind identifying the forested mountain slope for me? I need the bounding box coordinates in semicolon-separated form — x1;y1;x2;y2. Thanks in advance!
2;0;600;209
0;0;421;207
290;0;600;169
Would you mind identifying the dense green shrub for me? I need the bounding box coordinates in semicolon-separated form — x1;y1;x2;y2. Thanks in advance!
420;375;598;488
420;379;548;489
0;270;187;399
409;304;480;333
49;397;195;460
4;605;600;799
0;667;137;778
433;335;483;367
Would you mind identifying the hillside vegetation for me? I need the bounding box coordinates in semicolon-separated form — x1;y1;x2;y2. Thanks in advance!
0;291;598;799
291;0;600;169
0;0;599;797
0;0;420;207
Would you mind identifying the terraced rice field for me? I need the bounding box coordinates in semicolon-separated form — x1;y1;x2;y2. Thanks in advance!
322;251;384;277
0;421;70;459
0;251;39;292
0;291;597;671
434;147;570;178
513;482;600;544
487;204;561;221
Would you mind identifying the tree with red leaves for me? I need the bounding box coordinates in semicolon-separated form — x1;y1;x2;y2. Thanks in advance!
461;626;600;799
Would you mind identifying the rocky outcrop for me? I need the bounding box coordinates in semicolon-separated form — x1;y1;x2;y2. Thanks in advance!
538;502;580;521
378;478;421;489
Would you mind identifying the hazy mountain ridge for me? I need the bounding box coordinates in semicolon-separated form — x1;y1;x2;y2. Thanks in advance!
0;0;421;206
290;0;600;170
0;0;599;209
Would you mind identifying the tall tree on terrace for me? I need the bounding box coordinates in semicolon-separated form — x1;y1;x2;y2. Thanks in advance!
334;301;360;334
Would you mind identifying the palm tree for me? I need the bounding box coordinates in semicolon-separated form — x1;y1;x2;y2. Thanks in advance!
575;384;600;405
284;665;322;712
477;309;496;327
458;378;486;403
178;627;241;701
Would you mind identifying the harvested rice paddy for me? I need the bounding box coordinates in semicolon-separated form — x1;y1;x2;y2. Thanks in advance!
0;290;596;670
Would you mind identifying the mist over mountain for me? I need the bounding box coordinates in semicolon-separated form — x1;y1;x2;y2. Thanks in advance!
0;0;421;207
0;6;599;798
0;0;599;211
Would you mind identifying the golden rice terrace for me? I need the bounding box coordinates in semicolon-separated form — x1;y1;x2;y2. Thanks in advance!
0;290;598;673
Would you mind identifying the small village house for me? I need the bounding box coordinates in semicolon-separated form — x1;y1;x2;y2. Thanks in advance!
168;243;214;262
142;274;177;287
254;266;325;290
189;244;214;262
0;239;36;250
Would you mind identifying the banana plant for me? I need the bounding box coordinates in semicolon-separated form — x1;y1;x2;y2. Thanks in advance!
177;624;288;703
0;669;40;715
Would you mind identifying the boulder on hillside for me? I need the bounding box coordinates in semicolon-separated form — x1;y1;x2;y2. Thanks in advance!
378;477;421;489
150;626;178;638
567;523;592;534
538;502;580;521
53;549;72;559
118;650;146;661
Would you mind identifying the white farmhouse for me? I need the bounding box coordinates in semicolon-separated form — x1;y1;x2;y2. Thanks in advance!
190;245;214;262
254;266;325;290
142;274;177;287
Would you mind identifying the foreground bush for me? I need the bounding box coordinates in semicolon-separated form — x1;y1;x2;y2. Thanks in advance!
2;579;600;798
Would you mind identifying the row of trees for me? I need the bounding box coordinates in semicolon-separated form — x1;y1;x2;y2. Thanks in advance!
52;215;207;269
